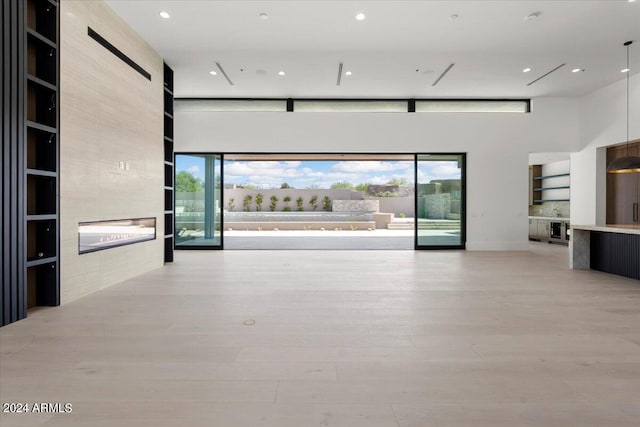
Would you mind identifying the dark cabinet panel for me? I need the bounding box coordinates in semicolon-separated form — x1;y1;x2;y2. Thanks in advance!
607;142;640;225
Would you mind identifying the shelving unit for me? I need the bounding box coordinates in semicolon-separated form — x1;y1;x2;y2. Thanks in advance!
163;62;174;262
24;0;60;308
530;168;570;204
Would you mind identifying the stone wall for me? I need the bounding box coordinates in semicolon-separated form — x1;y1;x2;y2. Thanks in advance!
424;194;451;219
332;200;379;212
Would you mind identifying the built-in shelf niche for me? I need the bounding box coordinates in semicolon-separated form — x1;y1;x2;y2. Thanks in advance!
26;262;57;309
27;175;57;215
27;80;56;127
27;220;57;262
26;0;57;44
163;62;174;263
27;32;57;85
27;127;57;171
25;0;60;309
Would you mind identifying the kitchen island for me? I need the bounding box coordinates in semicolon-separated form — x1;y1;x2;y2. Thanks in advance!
571;224;640;280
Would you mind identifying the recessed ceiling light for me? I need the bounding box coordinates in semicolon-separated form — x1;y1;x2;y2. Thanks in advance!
621;68;630;73
259;12;269;20
278;71;285;76
159;11;170;19
572;68;585;73
209;70;217;75
524;11;541;21
355;13;366;21
522;68;532;73
345;71;353;76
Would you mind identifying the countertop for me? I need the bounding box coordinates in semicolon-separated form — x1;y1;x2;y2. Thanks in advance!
571;224;640;235
529;216;570;221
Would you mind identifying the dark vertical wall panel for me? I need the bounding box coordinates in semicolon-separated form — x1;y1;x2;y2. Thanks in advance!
590;231;640;280
2;0;26;326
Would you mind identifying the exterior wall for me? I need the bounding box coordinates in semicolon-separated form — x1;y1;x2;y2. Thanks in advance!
222;189;361;212
377;197;414;217
59;0;164;303
176;97;580;250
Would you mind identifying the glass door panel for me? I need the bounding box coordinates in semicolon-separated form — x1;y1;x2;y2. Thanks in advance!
175;154;222;248
416;154;466;249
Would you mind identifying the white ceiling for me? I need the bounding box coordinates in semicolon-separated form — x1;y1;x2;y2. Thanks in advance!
105;0;640;99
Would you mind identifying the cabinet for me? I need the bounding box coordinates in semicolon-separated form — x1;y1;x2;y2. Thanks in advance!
529;218;570;245
163;63;174;262
25;0;59;308
606;142;640;225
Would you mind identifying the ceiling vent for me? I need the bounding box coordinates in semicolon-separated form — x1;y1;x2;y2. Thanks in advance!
526;63;565;86
215;62;234;86
432;63;455;86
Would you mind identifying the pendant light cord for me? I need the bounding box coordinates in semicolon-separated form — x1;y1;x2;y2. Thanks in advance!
627;42;630;157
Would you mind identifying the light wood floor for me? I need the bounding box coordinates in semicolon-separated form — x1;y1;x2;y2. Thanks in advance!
1;244;639;426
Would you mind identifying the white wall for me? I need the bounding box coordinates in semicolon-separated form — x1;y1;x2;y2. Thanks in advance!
572;73;640;226
176;98;580;250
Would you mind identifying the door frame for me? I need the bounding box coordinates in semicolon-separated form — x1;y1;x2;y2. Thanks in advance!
173;152;224;250
174;151;467;251
414;153;467;250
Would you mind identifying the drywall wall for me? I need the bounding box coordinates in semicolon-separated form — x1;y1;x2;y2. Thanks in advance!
175;97;580;250
60;0;164;303
572;73;640;226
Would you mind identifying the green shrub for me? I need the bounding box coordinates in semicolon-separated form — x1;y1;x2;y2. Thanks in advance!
269;195;278;212
322;196;331;211
309;195;318;211
228;198;235;211
242;195;252;212
255;193;264;211
296;197;304;211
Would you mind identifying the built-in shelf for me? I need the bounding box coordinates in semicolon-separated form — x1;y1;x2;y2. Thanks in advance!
533;186;570;192
25;0;60;308
26;74;56;91
26;28;56;48
25;256;57;268
533;173;571;181
26;214;57;221
26;120;56;133
26;168;57;178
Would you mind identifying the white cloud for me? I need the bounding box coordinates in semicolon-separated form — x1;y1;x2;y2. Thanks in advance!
332;161;412;173
418;161;460;183
186;165;200;174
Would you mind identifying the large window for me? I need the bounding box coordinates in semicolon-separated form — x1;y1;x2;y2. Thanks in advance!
416;154;466;249
175;154;222;248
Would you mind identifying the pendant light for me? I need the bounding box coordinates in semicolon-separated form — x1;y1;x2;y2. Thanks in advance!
607;41;640;174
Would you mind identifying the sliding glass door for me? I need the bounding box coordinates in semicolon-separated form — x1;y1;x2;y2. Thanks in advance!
416;154;466;249
174;154;223;248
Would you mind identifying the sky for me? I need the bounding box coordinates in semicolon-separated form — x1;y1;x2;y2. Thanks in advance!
175;156;460;189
